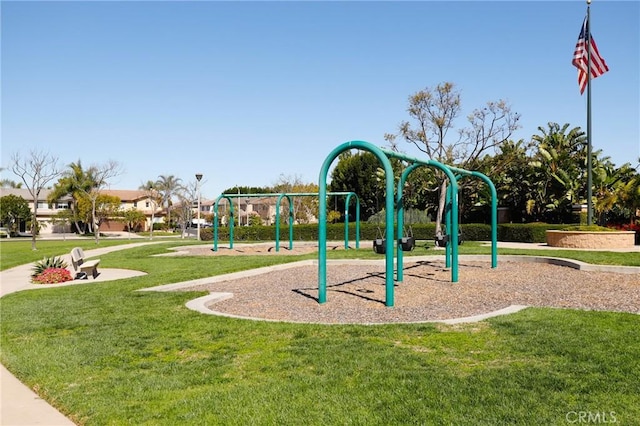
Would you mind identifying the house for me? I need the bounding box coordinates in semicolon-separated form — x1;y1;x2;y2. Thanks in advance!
100;189;164;232
0;187;320;235
213;196;318;226
0;188;73;235
0;188;163;234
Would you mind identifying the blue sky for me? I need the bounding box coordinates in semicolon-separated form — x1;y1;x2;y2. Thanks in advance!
2;0;638;200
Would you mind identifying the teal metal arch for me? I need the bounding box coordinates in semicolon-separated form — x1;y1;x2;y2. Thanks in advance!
392;156;461;283
213;195;235;251
318;140;460;307
319;141;396;305
444;168;498;269
212;192;361;252
272;192;360;252
396;165;498;281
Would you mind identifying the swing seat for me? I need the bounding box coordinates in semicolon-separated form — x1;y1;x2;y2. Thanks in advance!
434;234;449;247
435;232;463;247
373;238;386;254
398;236;415;251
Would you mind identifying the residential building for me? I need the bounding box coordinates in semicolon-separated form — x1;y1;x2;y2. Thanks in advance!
0;188;163;234
0;188;73;235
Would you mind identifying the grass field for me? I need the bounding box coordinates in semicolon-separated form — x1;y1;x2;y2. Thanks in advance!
1;239;638;425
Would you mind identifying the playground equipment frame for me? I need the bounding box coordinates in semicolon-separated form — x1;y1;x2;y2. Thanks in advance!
318;140;498;307
212;192;360;252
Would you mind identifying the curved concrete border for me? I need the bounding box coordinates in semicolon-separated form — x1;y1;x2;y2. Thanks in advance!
143;254;640;324
182;291;530;325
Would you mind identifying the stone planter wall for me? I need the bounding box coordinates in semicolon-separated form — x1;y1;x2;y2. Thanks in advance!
546;230;636;249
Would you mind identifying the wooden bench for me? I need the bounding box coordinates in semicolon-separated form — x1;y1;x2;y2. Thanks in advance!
70;247;101;279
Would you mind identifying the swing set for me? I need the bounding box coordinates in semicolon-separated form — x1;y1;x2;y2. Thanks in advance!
211;191;361;252
318;140;498;307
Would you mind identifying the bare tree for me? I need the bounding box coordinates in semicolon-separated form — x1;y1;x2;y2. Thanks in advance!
11;150;62;250
385;82;520;234
272;173;319;224
174;181;198;238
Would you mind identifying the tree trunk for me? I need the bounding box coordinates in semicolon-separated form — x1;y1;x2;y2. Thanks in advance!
434;180;447;237
149;211;154;240
92;201;100;244
30;208;37;250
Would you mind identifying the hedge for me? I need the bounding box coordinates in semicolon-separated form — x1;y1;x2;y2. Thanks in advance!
199;222;574;244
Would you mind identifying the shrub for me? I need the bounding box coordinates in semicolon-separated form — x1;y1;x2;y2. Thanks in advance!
31;267;73;284
497;223;566;243
561;225;614;232
608;222;640;245
32;256;68;277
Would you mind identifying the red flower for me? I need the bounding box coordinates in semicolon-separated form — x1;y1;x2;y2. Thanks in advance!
32;268;73;284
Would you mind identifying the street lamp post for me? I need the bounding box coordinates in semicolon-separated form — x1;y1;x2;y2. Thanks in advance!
195;173;203;240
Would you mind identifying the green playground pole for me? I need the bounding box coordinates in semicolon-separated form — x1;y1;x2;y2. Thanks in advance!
319;141;396;306
396;163;420;282
212;195;235;251
447;167;498;268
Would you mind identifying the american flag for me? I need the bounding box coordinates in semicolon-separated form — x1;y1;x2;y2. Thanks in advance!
572;16;609;95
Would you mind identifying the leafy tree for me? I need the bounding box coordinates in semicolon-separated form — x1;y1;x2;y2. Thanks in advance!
327;210;341;224
120;207;146;238
0;194;31;233
51;160;122;243
385;82;520;234
478;139;534;223
77;193;121;233
248;213;263;226
10;150;62;250
328;151;385;222
48;160;95;235
50;208;74;240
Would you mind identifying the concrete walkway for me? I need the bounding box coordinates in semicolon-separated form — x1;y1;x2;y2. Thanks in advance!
1;240;638;425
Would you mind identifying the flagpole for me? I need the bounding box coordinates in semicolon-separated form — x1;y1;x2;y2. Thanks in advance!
586;0;593;226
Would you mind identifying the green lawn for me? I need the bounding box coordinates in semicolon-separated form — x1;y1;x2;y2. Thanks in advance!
1;240;638;425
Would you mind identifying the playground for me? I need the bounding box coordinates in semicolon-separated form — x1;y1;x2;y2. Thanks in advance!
167;137;638;322
161;246;640;324
166;241;344;256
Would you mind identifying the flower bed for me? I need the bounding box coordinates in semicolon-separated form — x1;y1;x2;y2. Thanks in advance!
32;267;73;284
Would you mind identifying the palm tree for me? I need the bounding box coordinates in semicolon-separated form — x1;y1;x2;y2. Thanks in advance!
139;180;162;239
594;157;640;225
49;160;96;235
528;123;587;222
155;175;183;231
49;159;121;243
